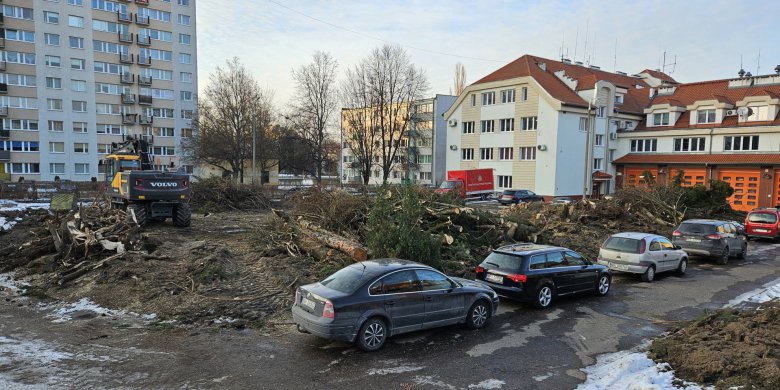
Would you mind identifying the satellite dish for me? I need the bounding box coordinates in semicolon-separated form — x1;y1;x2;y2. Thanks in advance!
736;107;753;117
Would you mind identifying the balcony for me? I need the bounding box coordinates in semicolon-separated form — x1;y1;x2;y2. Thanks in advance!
121;93;136;104
0;60;6;71
136;34;151;46
139;115;153;125
0;150;9;161
118;31;133;43
0;13;4;25
0;106;7;117
137;55;151;66
0;129;9;138
135;14;149;25
119;52;134;64
138;75;152;86
0;37;4;49
122;113;137;124
0;83;7;94
138;95;153;106
120;72;134;84
136;0;149;4
117;12;132;23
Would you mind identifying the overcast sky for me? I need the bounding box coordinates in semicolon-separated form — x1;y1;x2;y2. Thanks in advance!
196;0;780;108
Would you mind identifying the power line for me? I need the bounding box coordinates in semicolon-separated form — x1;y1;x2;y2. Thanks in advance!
266;0;506;63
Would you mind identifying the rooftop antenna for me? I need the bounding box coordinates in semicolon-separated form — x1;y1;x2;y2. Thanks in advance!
756;49;761;75
573;25;579;63
661;51;677;74
583;20;589;65
613;38;618;71
559;32;565;60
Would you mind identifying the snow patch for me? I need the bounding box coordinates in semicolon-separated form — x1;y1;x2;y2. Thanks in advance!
533;372;553;382
726;276;780;307
47;298;124;323
413;376;457;389
0;216;17;230
366;359;424;375
468;379;506;389
0;200;50;212
212;316;238;325
0;272;29;294
577;344;704;390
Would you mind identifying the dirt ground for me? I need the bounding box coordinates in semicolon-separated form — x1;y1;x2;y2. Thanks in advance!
650;304;780;389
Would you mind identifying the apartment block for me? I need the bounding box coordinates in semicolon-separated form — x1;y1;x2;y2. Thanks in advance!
0;0;197;182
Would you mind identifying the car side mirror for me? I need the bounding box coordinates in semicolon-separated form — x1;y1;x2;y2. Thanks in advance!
674;245;682;250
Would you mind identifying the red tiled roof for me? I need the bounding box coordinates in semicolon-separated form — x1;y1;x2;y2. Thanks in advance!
472;55;652;114
592;171;613;179
640;69;677;84
614;153;780;165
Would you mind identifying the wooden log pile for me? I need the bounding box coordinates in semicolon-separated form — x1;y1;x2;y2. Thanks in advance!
190;178;270;212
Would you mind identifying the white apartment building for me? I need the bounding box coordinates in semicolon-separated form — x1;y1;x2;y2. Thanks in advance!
0;0;197;182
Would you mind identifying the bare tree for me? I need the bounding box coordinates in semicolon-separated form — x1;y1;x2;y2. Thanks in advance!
183;58;275;183
453;62;466;95
340;44;429;184
288;52;339;185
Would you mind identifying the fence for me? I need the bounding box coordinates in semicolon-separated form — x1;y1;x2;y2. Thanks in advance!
0;181;103;201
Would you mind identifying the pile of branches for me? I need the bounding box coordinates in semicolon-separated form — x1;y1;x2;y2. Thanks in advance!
0;202;141;285
190;177;271;212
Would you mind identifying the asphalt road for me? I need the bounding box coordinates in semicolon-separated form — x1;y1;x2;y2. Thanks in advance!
2;240;780;390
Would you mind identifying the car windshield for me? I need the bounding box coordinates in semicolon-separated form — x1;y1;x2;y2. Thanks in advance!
439;181;457;189
602;237;642;254
482;252;523;270
502;190;515;195
319;265;376;294
748;213;778;224
677;223;717;234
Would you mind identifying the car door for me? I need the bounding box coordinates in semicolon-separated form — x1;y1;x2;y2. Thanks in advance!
370;270;425;334
415;269;465;328
647;239;667;271
545;251;577;294
658;238;680;271
564;250;597;291
725;223;743;254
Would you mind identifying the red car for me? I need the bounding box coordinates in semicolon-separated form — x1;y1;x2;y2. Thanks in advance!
745;208;780;241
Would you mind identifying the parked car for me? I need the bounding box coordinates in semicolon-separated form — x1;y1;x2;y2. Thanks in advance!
745;208;780;241
551;197;574;205
474;244;611;309
671;219;748;264
292;259;499;351
597;232;688;282
498;189;545;205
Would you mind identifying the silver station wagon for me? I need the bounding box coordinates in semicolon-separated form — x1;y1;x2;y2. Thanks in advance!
596;232;689;282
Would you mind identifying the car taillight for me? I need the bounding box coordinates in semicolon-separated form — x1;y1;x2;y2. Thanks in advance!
705;234;722;240
639;239;646;254
672;230;682;237
323;300;335;319
475;265;485;274
507;274;527;283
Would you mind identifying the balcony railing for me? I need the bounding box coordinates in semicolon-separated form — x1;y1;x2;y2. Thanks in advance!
0;150;9;161
118;31;133;43
122;113;137;124
120;73;134;84
136;34;151;46
135;14;149;25
138;75;152;86
119;52;134;64
138;95;153;106
121;93;136;104
139;115;153;125
117;12;132;23
137;55;151;66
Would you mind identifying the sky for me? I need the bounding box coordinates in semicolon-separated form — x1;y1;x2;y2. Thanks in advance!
196;0;780;109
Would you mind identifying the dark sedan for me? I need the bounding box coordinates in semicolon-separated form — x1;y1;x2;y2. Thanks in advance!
475;244;611;308
292;259;499;351
499;189;545;205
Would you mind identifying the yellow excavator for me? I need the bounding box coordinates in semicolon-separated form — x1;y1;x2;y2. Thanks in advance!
101;136;191;227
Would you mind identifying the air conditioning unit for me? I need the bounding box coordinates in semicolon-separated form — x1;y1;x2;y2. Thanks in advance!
724;109;737;116
448;119;458;127
609;133;617;140
537;144;547;151
449;145;458;151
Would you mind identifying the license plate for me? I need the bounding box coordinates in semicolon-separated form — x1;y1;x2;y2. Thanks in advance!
300;297;316;310
686;238;701;243
755;229;769;233
485;273;503;283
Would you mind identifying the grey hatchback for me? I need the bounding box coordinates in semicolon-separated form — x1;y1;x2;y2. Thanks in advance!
671;219;748;264
292;259;499;351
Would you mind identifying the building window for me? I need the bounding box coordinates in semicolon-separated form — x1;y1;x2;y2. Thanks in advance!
594;134;604;147
46;77;62;89
520;116;538;131
49;142;65;153
673;137;705;152
68;0;84;5
630;138;658;152
481;92;495;106
480;147;494;161
596;106;607;118
179;33;191;45
48;120;64;132
418;155;432;164
9;163;40;174
480;120;495;133
70;58;86;70
579;117;589;132
521;87;528;101
180;72;193;83
652;112;670;126
178;0;191;5
71;79;87;92
50;163;66;174
74;163;89;174
470;94;476;107
44;11;60;24
615;94;624;104
462;121;474;134
45;55;62;67
746;106;769;122
696;109;716;124
180;91;193;101
519;147;536;160
461;148;474;161
177;14;191;25
68;15;84;28
593;158;603;170
97;144;112;154
45;33;61;46
724;135;759;151
74;143;89;153
73;122;87;133
4;29;35;43
499;118;514;132
72;100;87;112
69;36;85;49
47;99;63;111
498;147;513;160
497;175;512;188
500;89;515;103
179;53;192;64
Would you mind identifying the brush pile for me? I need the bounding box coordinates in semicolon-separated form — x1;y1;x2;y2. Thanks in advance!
190;177;271;212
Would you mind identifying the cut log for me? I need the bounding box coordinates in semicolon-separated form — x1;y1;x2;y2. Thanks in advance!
442;234;454;245
297;219;368;261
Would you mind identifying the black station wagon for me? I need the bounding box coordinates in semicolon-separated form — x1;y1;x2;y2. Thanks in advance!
475;244;611;308
292;259;499;351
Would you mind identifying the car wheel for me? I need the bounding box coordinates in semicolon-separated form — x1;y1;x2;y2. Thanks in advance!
596;274;610;296
534;284;554;309
736;244;747;260
718;247;729;265
676;258;687;276
641;265;655;283
357;318;387;352
466;300;490;329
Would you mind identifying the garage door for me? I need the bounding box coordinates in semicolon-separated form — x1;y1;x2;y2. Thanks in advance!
719;169;760;212
671;168;706;187
774;170;780;208
625;168;658;187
